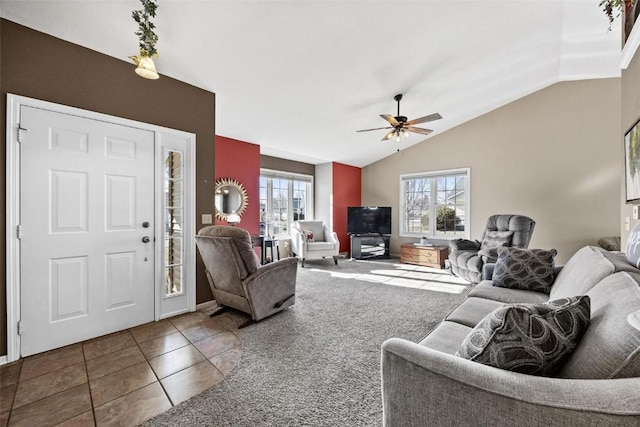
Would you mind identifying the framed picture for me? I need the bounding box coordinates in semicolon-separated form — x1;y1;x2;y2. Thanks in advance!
625;118;640;203
626;1;640;43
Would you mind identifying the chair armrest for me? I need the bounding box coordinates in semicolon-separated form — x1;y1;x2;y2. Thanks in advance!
242;257;298;321
482;262;496;280
382;338;640;426
449;239;480;251
246;257;298;282
290;226;305;255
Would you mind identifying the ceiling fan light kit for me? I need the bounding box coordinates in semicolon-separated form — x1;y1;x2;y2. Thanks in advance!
357;93;442;143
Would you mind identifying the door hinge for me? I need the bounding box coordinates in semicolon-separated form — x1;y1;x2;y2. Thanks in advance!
17;321;23;335
17;125;29;143
16;225;22;239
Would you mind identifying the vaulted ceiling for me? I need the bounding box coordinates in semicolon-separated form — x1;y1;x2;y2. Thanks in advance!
0;1;623;167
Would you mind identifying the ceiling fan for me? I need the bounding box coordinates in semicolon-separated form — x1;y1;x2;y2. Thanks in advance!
356;94;442;142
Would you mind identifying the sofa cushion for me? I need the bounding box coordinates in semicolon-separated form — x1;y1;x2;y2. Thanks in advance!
492;247;557;294
418;321;473;355
468;281;549;304
557;272;640;379
478;230;513;259
305;241;336;252
445;297;504;328
549;246;635;300
456;296;590;376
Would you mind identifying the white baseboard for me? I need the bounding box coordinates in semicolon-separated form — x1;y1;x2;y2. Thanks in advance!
196;300;217;311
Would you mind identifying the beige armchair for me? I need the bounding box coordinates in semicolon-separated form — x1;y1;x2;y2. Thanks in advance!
195;225;297;328
291;220;340;267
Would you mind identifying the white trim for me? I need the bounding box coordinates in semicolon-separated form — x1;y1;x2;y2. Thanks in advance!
260;168;314;181
196;300;217;311
6;94;196;362
398;167;471;240
156;131;197;319
6;96;21;362
620;17;640;69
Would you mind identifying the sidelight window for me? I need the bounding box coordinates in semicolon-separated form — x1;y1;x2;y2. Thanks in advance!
164;149;184;296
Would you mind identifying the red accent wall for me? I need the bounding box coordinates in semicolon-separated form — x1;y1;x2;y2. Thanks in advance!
332;162;362;253
215;136;260;235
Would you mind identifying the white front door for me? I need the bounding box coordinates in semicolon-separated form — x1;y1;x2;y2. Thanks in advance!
19;106;155;357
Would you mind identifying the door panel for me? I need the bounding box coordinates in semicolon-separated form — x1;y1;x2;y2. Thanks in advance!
20;105;155;357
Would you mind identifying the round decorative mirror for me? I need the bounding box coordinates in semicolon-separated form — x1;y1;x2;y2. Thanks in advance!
214;178;248;221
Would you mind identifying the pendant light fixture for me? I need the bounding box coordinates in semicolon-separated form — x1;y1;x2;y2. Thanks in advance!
130;0;159;80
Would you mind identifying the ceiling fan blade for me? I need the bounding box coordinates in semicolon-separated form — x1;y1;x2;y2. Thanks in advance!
382;129;396;141
356;126;393;133
405;126;433;136
380;114;399;127
405;113;442;126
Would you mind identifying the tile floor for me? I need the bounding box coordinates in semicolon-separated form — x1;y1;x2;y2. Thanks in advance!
0;308;244;427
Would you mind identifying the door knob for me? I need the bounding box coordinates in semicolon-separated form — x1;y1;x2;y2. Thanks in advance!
142;221;150;228
142;236;150;243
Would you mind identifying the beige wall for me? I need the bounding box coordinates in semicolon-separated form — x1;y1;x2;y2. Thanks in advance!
362;79;621;264
622;47;640;247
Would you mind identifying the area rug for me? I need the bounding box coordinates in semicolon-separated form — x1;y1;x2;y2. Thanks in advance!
144;259;470;427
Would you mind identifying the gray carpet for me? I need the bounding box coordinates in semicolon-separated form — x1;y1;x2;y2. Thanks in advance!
144;259;470;427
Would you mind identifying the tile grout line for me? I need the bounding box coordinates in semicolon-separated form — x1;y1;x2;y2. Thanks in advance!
5;360;24;426
142;319;181;407
81;343;98;427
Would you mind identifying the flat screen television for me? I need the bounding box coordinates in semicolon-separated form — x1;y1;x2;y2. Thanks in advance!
347;206;392;235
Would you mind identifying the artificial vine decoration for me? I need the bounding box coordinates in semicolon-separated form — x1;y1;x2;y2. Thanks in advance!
132;0;159;57
600;0;635;30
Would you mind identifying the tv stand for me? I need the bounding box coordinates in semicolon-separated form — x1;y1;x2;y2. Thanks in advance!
350;234;390;260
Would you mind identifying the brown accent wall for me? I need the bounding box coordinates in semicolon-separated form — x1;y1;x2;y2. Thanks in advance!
0;20;216;356
261;154;315;176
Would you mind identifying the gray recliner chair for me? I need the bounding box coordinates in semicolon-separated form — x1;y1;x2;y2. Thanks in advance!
448;214;535;283
195;225;298;327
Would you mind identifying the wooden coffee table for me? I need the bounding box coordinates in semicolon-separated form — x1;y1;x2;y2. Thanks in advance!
400;244;449;269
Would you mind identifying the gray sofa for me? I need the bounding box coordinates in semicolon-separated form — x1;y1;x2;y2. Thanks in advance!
381;245;640;426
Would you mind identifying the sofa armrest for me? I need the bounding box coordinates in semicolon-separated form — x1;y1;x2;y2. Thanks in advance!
381;338;640;426
449;239;480;251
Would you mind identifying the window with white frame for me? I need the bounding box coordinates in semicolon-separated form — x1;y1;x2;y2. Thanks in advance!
259;170;313;237
399;168;469;239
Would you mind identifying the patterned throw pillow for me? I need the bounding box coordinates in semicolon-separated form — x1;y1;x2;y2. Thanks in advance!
492;247;557;294
478;230;514;259
303;229;314;243
456;296;591;376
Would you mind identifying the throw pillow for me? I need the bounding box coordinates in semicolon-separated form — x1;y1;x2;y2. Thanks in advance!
303;229;314;243
478;230;514;259
456;296;591;376
492;247;557;294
